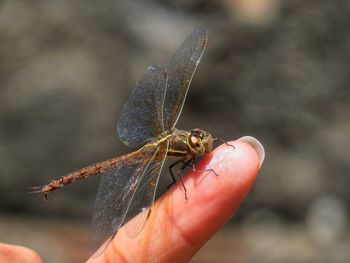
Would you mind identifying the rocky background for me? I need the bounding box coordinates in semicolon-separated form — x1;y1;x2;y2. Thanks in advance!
0;0;349;262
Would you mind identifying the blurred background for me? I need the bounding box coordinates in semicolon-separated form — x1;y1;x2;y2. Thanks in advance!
1;0;349;262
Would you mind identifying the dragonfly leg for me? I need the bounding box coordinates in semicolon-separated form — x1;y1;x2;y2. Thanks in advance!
167;159;183;189
213;138;235;150
191;157;219;176
175;159;192;200
168;158;192;200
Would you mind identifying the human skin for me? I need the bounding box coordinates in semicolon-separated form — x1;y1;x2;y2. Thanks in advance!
0;137;264;263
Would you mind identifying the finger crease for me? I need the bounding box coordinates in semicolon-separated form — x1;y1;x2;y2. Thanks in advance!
106;243;129;263
163;204;200;248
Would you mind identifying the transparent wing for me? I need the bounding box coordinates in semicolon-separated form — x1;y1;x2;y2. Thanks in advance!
163;27;208;130
91;145;160;253
117;65;167;147
123;140;169;238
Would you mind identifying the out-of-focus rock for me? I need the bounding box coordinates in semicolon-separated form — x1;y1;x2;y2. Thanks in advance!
306;195;348;246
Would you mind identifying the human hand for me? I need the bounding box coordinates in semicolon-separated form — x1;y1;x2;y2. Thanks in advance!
0;137;264;263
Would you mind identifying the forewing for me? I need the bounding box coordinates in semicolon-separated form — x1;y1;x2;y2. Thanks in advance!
123;140;169;238
117;65;167;147
163;27;208;130
91;146;159;253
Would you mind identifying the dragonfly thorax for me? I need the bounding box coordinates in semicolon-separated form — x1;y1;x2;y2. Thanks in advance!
167;128;213;158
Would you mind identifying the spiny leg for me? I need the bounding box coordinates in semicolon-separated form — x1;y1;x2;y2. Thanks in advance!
172;157;219;199
190;157;219;176
213;138;235;150
176;159;193;200
167;159;184;189
168;158;192;200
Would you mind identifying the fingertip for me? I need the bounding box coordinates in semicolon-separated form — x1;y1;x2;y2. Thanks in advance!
198;138;261;193
237;136;265;168
164;138;261;215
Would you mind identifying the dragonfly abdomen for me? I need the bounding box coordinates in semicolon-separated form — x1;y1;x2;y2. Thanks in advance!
30;154;134;200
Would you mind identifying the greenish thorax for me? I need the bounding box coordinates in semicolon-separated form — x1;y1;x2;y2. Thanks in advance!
144;128;214;158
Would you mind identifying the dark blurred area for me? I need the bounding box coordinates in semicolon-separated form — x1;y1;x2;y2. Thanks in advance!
1;0;349;262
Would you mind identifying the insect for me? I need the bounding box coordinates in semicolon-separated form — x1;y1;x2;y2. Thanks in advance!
30;27;231;253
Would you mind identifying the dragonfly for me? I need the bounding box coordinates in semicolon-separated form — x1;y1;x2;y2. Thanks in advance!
31;27;230;253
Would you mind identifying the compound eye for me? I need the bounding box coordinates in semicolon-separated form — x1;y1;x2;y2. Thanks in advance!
189;135;205;154
190;136;200;148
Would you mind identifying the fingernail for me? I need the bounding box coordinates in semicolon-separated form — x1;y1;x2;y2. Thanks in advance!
237;136;265;168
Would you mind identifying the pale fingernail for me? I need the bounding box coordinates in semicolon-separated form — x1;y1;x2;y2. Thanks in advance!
237;136;265;168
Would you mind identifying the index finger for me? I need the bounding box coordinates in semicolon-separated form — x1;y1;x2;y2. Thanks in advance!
88;137;264;263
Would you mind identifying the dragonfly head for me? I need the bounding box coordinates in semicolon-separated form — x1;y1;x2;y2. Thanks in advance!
188;129;213;156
